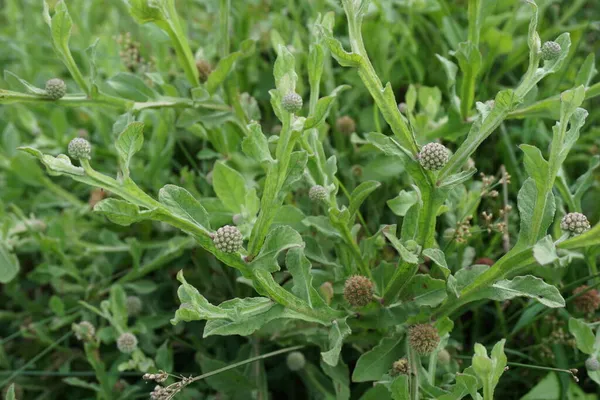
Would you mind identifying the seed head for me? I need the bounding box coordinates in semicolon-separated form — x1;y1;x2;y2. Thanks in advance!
213;225;243;253
586;357;600;371
343;275;374;308
143;370;169;383
73;321;96;341
541;41;561;61
437;349;451;365
196;59;212;83
45;78;67;99
408;324;440;355
309;185;328;202
286;351;306;371
282;92;303;113
391;358;410;376
336;116;356;135
68;138;92;160
126;296;143;316
418;143;449;171
561;212;590;235
117;332;138;354
573;285;600;314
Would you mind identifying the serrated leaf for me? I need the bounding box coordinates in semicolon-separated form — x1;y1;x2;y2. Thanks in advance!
115;122;144;179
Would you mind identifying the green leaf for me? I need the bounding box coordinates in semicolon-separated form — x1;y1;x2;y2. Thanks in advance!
515;178;556;249
476;275;565;308
321;359;351;400
574;54;597;88
0;243;19;284
242;122;274;167
110;284;128;330
403;275;447;307
532;236;558;266
472;339;507;400
212;162;247;213
273;45;298;97
158;184;211;231
437;169;477;189
305;85;351;129
94;199;152;226
107;73;157;101
127;0;165;24
383;225;419;264
322;318;351;366
573;155;600;208
387;190;418;217
49;295;65;316
453;41;482;119
388;375;410;400
250;226;304;272
519;144;549;189
206;40;256;94
347;181;381;222
568;318;595;355
3;384;16;400
18;147;84;177
422;248;450;278
286;248;326;308
352;334;405;382
115;122;144;179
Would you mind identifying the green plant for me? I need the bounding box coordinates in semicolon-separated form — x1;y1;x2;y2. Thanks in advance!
1;0;599;399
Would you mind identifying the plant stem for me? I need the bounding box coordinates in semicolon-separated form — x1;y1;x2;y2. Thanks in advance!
408;342;420;400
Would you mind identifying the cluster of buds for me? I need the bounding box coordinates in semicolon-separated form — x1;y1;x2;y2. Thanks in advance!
143;371;169;383
115;33;155;74
150;377;192;400
390;358;410;376
45;78;66;100
281;92;303;113
561;213;591;235
454;216;473;244
286;351;306;371
539;314;576;361
417;143;449;171
68;138;92;160
309;185;328;202
117;332;138;354
573;285;600;314
343;275;374;308
126;296;143;317
408;324;440;355
73;321;95;342
212;225;243;253
541;41;561;61
481;211;507;235
480;173;498;198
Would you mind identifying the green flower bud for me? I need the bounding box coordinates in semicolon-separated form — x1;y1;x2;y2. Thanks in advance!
586;357;600;371
126;296;143;316
391;358;410;376
282;92;302;113
560;212;591;235
309;185;328;202
117;332;138;354
73;321;96;342
212;225;243;253
437;349;451;365
319;281;334;305
68;138;92;160
408;324;440;355
196;59;212;83
45;78;67;99
418;143;449;171
343;275;374;308
286;351;306;371
336;116;356;135
541;41;561;61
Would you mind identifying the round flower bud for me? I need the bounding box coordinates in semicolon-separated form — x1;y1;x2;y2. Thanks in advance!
68;137;92;160
126;296;143;317
391;358;410;376
343;275;374;308
586;357;600;371
336;116;356;135
319;281;334;305
282;92;303;113
309;185;328;202
418;143;449;171
437;349;451;365
213;225;243;253
196;59;212;83
117;332;138;354
286;351;306;371
73;321;96;341
398;102;408;114
560;212;591;235
45;78;67;99
573;285;600;314
408;324;440;355
541;41;561;61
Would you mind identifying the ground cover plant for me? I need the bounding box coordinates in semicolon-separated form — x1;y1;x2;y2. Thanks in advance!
1;0;600;399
